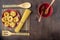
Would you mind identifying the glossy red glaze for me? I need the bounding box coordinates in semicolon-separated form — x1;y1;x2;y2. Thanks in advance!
38;3;53;17
2;9;21;28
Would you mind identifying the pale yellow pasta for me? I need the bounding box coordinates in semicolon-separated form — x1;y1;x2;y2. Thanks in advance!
13;16;19;23
10;11;16;17
4;22;9;27
2;17;8;22
9;22;15;28
7;16;13;22
4;12;9;17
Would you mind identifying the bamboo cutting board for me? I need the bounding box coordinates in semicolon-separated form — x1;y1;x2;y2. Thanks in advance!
2;9;30;33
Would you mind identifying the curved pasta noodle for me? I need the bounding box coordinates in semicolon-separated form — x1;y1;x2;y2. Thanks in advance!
7;16;13;22
9;22;15;28
4;12;9;17
13;16;19;23
10;11;16;17
2;17;8;22
4;22;10;27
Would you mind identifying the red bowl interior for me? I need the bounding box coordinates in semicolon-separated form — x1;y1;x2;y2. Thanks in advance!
2;9;21;28
38;3;53;17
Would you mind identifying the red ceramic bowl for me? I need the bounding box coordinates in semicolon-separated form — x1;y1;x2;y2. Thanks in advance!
38;2;53;17
2;9;21;28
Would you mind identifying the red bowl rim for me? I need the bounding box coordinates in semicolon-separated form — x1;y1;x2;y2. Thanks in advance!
1;9;21;28
38;2;53;17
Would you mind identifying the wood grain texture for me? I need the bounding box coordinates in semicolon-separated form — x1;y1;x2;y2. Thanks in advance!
0;0;60;40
